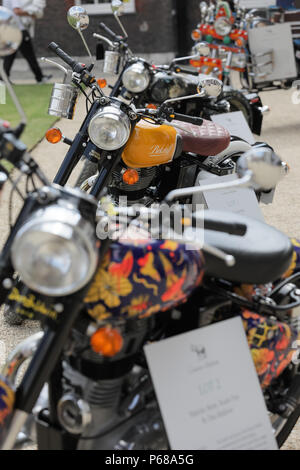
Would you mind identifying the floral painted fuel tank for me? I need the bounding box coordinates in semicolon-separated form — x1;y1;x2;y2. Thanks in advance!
240;238;300;388
84;239;205;323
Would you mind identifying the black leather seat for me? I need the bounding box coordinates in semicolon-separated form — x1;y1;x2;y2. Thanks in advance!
202;211;293;284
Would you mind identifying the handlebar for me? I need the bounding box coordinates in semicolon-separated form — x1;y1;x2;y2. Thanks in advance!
114;205;247;237
48;42;78;71
200;214;247;236
99;22;122;42
48;42;96;86
136;107;204;127
172;113;203;126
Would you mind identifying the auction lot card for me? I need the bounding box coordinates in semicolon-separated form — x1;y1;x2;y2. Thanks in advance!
144;317;278;450
240;1;275;7
211;111;255;144
200;173;265;221
248;23;297;83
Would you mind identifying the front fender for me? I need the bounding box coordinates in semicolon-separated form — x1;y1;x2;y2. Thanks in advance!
245;93;263;135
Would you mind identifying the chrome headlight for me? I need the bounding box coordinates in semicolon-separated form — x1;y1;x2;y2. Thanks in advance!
11;205;98;297
214;17;232;37
122;62;151;93
88;105;131;150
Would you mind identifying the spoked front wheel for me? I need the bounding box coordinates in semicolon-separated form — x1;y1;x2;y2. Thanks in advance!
75;159;98;189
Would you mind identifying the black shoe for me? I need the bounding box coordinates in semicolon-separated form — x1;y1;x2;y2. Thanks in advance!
37;74;53;84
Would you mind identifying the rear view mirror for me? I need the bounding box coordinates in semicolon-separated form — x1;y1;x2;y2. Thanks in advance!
237;147;287;192
67;7;93;62
111;0;124;16
0;7;26;127
193;42;210;57
67;6;89;32
111;0;129;40
0;6;22;56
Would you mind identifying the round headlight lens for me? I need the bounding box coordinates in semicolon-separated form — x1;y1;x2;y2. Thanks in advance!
11;205;97;296
88;106;131;151
214;17;232;37
122;62;151;93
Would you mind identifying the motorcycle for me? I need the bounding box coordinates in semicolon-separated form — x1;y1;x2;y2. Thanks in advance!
1;7;300;451
190;0;297;91
44;5;273;207
91;1;265;135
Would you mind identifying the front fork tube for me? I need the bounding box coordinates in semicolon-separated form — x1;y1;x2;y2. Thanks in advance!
89;151;122;200
109;70;124;97
223;51;232;86
89;120;138;200
53;100;100;187
0;195;39;305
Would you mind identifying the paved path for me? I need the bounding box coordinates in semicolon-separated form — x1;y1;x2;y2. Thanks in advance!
0;84;300;449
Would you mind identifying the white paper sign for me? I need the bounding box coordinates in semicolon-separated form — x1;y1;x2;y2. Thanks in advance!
240;0;274;7
194;173;265;221
211;111;255;144
144;317;278;450
248;23;297;83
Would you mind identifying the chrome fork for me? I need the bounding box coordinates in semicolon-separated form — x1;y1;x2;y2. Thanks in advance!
0;332;43;450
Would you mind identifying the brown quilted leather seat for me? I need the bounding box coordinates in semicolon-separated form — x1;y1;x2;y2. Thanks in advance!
174;119;230;156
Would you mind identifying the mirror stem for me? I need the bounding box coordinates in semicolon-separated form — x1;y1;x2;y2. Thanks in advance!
78;29;94;64
163;91;206;106
114;12;128;40
171;54;201;65
165;172;252;202
0;61;27;126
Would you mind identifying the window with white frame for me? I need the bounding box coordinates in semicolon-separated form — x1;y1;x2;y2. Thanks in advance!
75;0;136;15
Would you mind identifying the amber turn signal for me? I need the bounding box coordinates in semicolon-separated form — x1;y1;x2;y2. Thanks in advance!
45;127;62;144
97;78;107;88
192;29;201;40
146;103;157;109
122;169;139;185
236;38;244;47
90;327;123;357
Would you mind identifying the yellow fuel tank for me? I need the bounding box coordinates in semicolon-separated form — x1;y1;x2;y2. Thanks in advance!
122;120;177;168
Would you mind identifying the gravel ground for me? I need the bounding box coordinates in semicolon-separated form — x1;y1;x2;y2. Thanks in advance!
0;85;300;449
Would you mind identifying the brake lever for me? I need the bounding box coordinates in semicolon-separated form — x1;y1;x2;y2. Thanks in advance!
41;57;68;78
93;33;114;49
